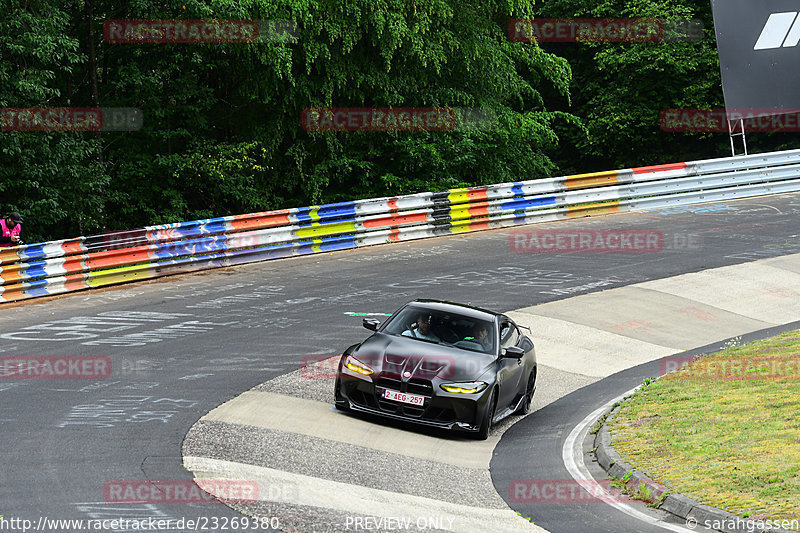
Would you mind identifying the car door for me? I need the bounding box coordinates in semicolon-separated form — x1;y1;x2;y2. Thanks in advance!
496;319;525;409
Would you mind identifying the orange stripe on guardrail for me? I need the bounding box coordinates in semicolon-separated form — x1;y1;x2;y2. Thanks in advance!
62;241;86;255
64;273;89;292
463;189;490;201
0;268;23;284
62;256;87;275
84;246;153;270
0;284;25;301
229;211;291;231
467;220;491;231
567;202;621;217
451;201;490;220
0;249;19;265
564;171;619;190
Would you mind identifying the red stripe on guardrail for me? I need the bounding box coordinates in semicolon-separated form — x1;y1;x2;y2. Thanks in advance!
632;162;687;174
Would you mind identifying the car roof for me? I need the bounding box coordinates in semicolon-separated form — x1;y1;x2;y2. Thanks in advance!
404;299;499;321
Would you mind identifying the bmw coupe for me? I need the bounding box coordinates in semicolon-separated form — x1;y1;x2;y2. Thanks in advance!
334;299;536;439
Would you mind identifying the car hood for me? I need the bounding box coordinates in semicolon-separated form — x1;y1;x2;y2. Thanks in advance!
351;333;495;382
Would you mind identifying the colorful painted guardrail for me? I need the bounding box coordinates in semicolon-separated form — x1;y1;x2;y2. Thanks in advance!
2;149;800;303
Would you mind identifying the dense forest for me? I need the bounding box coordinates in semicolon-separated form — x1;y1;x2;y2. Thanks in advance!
1;0;796;242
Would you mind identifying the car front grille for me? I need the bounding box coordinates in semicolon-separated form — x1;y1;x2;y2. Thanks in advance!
407;379;433;395
375;378;403;391
373;377;438;419
375;377;433;396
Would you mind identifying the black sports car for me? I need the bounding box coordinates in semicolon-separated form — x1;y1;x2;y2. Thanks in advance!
334;299;537;439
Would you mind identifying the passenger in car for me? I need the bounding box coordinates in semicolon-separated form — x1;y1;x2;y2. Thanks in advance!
472;322;492;351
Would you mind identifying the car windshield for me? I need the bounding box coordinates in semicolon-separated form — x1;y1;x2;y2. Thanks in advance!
382;306;496;354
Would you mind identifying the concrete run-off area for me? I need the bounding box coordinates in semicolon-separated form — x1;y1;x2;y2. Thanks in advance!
183;252;800;532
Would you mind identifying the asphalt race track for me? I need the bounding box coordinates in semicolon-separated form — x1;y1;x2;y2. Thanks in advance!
1;192;800;533
492;320;800;533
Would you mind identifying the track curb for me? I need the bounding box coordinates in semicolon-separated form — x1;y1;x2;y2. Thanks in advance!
594;397;792;533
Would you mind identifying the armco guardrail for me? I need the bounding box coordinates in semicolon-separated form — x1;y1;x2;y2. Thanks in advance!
2;149;800;303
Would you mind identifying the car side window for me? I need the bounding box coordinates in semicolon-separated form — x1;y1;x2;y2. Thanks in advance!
500;322;519;349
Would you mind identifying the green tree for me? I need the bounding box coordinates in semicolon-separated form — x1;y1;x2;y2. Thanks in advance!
0;0;108;241
4;0;580;241
533;0;800;170
531;0;721;170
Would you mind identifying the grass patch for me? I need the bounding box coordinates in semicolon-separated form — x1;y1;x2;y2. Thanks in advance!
609;330;800;527
591;400;623;435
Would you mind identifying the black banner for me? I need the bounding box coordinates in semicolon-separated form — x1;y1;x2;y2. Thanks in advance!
711;0;800;116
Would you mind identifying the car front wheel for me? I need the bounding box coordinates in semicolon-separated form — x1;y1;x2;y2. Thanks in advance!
515;370;536;415
476;388;497;440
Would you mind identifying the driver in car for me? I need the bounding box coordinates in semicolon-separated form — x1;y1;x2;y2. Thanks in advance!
402;313;441;342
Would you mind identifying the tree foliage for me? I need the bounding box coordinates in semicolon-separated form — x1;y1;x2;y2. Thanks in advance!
533;0;798;171
3;0;789;243
2;0;579;242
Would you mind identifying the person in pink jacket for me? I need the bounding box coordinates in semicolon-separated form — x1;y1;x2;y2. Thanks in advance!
0;212;24;247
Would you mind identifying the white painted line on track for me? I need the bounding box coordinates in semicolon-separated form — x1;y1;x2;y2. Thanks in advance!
185;456;546;532
186;252;800;531
562;389;697;533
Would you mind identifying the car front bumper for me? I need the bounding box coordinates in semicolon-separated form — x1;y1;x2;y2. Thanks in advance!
336;372;492;433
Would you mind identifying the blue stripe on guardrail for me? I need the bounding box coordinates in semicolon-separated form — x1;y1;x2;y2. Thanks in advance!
198;220;228;236
24;278;51;297
21;245;48;261
501;196;557;210
21;261;49;281
153;236;229;259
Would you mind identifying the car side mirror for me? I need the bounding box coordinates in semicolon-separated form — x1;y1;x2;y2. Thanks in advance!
363;318;380;331
502;345;525;359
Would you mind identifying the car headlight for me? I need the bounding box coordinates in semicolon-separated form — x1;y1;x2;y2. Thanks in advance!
440;381;488;394
345;355;373;376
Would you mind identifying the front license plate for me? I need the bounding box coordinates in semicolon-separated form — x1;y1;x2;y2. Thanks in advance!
382;389;425;406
